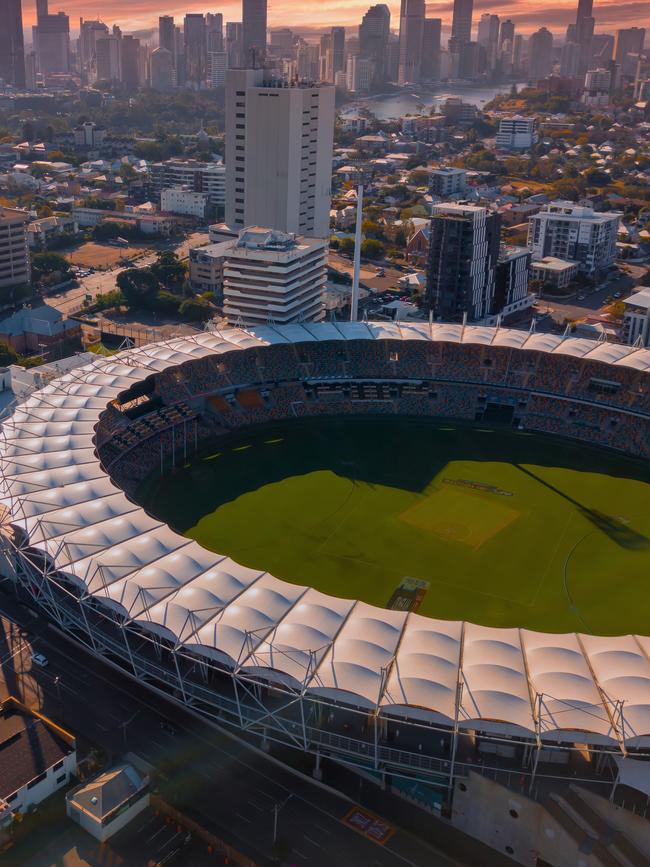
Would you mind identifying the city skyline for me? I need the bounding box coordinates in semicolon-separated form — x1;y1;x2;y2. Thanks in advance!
16;0;650;36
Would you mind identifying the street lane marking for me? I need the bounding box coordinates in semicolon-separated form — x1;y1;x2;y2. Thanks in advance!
303;835;321;848
235;812;251;823
314;823;332;835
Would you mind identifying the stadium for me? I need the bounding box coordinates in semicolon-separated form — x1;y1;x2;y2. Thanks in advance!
1;321;650;809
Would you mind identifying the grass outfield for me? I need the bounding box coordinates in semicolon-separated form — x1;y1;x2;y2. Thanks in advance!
137;416;650;635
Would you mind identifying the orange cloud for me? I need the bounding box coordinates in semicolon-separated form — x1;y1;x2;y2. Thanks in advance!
21;0;650;34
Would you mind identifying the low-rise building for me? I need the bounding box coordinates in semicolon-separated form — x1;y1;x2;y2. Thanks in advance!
160;186;209;220
429;167;467;199
150;159;226;210
189;240;234;302
0;698;76;825
73;121;106;149
26;215;78;249
66;763;149;843
223;227;327;326
496;116;538;151
530;256;579;290
621;287;650;347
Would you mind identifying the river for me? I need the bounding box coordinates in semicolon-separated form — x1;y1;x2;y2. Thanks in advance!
344;83;522;120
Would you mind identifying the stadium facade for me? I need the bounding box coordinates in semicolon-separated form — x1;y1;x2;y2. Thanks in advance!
1;322;650;804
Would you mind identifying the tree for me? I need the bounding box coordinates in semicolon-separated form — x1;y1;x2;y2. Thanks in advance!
0;342;18;366
361;239;385;260
339;237;355;256
31;251;72;284
179;296;212;321
116;268;159;308
151;251;186;289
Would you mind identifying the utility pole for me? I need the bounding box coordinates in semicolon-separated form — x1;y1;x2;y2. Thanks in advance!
350;183;364;322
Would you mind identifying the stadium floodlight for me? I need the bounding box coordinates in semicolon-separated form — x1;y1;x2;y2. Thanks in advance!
350;184;364;322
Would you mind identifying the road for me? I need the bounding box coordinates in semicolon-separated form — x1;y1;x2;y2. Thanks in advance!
46;232;210;317
0;588;477;867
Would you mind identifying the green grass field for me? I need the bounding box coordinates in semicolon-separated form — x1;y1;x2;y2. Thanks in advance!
137;416;650;635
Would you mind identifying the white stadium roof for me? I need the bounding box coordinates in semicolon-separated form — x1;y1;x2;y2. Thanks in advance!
1;322;650;746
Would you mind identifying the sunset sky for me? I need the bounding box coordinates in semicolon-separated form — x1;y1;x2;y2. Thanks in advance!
22;0;650;37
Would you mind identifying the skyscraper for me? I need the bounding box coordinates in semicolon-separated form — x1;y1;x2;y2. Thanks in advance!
96;34;121;82
184;13;207;89
477;13;500;72
227;22;243;69
33;6;70;74
78;19;108;82
451;0;473;44
573;0;594;73
159;16;175;54
426;204;501;322
359;4;390;83
614;28;647;78
120;34;141;90
242;0;267;64
225;68;335;238
421;19;442;81
398;0;425;85
331;27;345;78
528;27;553;82
0;0;26;88
150;47;173;91
207;13;224;52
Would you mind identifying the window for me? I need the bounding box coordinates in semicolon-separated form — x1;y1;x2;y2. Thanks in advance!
56;774;67;784
5;792;17;803
53;760;64;771
27;772;47;789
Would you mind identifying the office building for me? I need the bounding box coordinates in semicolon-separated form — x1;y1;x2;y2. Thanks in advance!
398;0;425;84
96;34;121;83
150;47;174;91
346;55;372;93
451;0;473;44
573;0;595;73
150;159;226;209
207;13;224;52
189;240;234;301
331;27;346;78
614;28;646;78
78;19;108;82
359;4;391;84
426;203;501;322
0;208;30;291
159;16;175;54
560;42;581;78
1;0;25;88
242;0;267;63
477;13;499;72
120;35;141;91
528;27;553;81
528;202;621;276
33;9;70;74
227;22;243;69
209;51;228;88
223;228;327;326
496;116;538;150
429;167;467;198
184;14;207;89
582;68;612;106
160;187;209;219
225;69;335;238
421;18;442;81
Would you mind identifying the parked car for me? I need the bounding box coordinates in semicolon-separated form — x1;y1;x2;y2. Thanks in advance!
31;652;49;667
